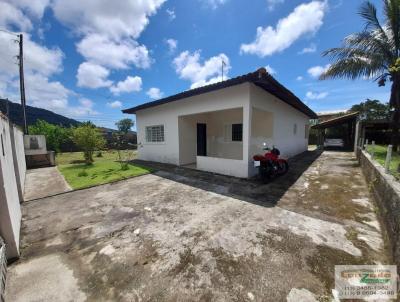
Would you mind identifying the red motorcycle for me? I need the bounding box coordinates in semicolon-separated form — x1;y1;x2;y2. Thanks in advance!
253;145;289;181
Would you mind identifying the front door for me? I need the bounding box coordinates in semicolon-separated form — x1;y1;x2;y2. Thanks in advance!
197;123;207;156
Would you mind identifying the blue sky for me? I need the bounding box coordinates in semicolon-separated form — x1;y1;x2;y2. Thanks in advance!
0;0;390;129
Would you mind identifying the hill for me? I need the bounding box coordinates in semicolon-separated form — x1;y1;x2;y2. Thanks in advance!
0;99;81;127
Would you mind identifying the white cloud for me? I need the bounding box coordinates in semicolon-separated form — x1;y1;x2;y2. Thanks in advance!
267;0;284;11
107;100;123;108
76;34;151;69
166;8;176;20
307;64;330;78
173;50;231;89
166;38;178;53
240;1;327;57
0;32;63;78
0;1;32;31
76;62;112;89
146;87;163;99
51;0;166;40
5;0;50;19
306;91;328;100
296;76;303;81
265;65;276;75
299;43;317;54
110;76;142;95
200;0;228;9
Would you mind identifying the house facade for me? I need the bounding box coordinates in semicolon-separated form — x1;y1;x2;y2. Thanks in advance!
123;68;317;178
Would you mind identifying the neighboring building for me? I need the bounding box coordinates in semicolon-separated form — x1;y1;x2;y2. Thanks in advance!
123;68;317;178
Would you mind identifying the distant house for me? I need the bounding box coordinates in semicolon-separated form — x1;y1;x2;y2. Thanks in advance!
123;68;317;178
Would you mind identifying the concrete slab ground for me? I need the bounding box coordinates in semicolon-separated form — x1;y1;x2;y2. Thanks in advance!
23;166;72;201
6;151;390;301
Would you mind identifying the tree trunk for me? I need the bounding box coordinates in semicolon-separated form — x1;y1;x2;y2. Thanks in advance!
390;76;400;152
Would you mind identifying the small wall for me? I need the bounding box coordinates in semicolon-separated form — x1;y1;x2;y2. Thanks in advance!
358;149;400;268
197;156;248;178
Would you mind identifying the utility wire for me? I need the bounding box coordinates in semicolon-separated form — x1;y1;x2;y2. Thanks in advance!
0;28;19;37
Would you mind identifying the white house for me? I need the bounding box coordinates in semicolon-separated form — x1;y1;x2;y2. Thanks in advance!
123;68;317;178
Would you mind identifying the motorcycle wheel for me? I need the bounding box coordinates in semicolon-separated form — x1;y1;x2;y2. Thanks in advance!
278;161;289;175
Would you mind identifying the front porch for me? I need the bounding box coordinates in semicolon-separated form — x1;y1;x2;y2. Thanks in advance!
178;106;274;178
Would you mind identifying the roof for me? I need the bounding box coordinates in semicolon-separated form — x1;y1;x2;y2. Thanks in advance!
312;111;359;129
122;68;318;119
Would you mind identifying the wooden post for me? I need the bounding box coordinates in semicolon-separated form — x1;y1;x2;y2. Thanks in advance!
385;145;393;173
371;141;375;159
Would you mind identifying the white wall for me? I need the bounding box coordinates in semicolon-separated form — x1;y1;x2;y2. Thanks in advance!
197;156;248;178
0;115;21;259
249;84;310;176
11;125;26;201
136;83;250;166
133;82;310;178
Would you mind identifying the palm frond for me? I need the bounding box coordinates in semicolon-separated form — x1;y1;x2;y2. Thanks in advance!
384;0;400;55
359;1;389;41
320;58;386;80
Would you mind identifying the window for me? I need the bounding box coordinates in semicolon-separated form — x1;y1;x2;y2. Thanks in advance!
232;124;243;142
146;125;164;143
293;123;297;135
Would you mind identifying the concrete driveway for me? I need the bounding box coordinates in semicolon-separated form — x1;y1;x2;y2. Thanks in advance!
6;151;389;301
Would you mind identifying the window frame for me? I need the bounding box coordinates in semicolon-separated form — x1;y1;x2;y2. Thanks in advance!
145;124;165;144
231;123;243;142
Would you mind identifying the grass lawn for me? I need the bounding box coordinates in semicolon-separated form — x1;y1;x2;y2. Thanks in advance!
366;144;400;179
56;150;153;189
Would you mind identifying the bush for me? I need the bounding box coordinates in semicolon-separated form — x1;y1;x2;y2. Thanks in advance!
71;122;106;164
29;120;72;153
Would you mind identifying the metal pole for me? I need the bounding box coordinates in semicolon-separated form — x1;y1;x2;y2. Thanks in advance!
385;145;393;173
18;33;28;134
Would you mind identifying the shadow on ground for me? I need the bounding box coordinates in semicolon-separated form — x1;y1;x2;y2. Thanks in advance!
132;150;322;207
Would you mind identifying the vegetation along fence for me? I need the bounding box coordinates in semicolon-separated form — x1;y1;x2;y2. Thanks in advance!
360;138;400;180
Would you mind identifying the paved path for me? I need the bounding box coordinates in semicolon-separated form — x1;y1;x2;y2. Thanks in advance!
24;166;72;201
7;151;390;301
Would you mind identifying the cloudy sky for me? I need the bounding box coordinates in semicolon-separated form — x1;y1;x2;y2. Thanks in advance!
0;0;390;129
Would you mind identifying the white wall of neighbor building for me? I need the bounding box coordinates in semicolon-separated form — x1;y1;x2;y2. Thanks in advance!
11;125;26;201
134;82;310;178
0;115;22;259
136;83;250;166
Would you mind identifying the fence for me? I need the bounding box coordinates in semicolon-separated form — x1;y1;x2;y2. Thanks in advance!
357;138;399;180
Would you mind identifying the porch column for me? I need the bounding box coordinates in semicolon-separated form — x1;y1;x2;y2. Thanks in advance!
243;101;252;176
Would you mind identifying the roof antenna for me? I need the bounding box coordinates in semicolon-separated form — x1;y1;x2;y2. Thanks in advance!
221;59;226;82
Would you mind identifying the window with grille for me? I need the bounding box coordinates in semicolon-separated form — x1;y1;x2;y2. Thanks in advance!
145;125;164;143
232;124;243;142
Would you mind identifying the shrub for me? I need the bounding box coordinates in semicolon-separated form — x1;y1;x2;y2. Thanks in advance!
28;120;71;153
71;122;106;164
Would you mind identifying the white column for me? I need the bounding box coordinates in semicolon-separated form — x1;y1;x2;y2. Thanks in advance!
243;95;252;178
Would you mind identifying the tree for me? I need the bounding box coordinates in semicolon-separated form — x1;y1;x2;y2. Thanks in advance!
348;99;391;120
115;118;134;134
71;122;106;164
320;0;400;151
28;120;70;153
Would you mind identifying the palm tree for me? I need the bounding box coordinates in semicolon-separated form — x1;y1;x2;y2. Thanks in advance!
321;0;400;151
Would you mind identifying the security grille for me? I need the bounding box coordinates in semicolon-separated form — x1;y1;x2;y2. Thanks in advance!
0;237;6;302
146;125;164;143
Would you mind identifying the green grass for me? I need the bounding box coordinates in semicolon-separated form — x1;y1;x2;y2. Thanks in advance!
56;150;153;189
366;144;400;179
